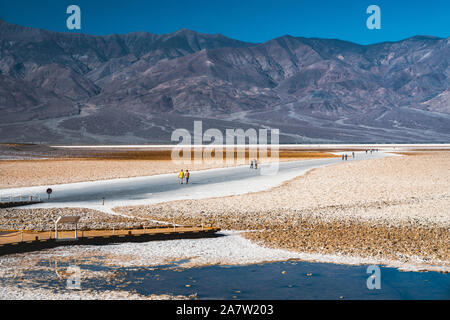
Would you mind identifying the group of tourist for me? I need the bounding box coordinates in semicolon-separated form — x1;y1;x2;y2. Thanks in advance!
250;159;258;169
178;169;190;184
178;159;259;185
341;152;356;161
342;149;380;160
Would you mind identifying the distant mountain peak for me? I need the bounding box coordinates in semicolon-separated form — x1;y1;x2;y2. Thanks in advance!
173;28;196;34
407;35;442;41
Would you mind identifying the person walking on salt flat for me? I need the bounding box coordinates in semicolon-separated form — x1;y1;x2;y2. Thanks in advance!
185;170;190;184
179;169;184;184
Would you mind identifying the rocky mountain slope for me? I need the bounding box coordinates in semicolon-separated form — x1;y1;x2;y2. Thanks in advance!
0;19;448;143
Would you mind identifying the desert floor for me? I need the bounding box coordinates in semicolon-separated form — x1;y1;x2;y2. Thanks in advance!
113;151;450;271
1;148;448;273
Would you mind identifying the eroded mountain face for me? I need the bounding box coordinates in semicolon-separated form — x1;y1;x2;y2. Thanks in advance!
0;19;449;143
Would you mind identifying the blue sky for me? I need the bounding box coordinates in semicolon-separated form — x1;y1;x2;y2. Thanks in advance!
0;0;449;44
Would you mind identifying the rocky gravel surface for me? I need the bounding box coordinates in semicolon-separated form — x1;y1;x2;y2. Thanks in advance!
0;207;161;231
0;286;196;300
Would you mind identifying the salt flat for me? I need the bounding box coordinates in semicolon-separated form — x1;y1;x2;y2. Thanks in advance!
0;152;388;212
124;151;449;272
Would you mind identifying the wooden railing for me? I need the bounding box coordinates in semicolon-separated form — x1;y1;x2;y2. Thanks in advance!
0;195;41;203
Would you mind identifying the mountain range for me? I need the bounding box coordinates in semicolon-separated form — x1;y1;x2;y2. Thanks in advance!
0;19;449;143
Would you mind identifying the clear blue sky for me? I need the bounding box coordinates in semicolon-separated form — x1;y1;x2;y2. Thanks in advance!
0;0;449;44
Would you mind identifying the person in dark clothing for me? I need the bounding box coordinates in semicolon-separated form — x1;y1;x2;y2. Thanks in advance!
185;170;190;184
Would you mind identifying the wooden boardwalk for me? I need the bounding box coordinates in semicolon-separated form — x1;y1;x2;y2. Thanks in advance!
0;201;41;208
0;195;42;208
0;226;221;256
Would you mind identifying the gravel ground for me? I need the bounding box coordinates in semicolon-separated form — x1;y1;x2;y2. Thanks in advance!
0;208;161;231
0;286;195;300
114;152;450;271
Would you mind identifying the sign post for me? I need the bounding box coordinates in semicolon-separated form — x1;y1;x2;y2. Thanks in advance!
46;188;53;200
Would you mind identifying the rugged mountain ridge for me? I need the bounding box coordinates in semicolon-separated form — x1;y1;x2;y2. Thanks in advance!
0;19;449;143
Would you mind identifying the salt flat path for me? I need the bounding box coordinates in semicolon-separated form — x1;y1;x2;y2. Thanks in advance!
0;152;389;212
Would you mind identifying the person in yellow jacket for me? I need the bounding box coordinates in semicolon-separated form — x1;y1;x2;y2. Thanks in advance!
179;169;184;184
